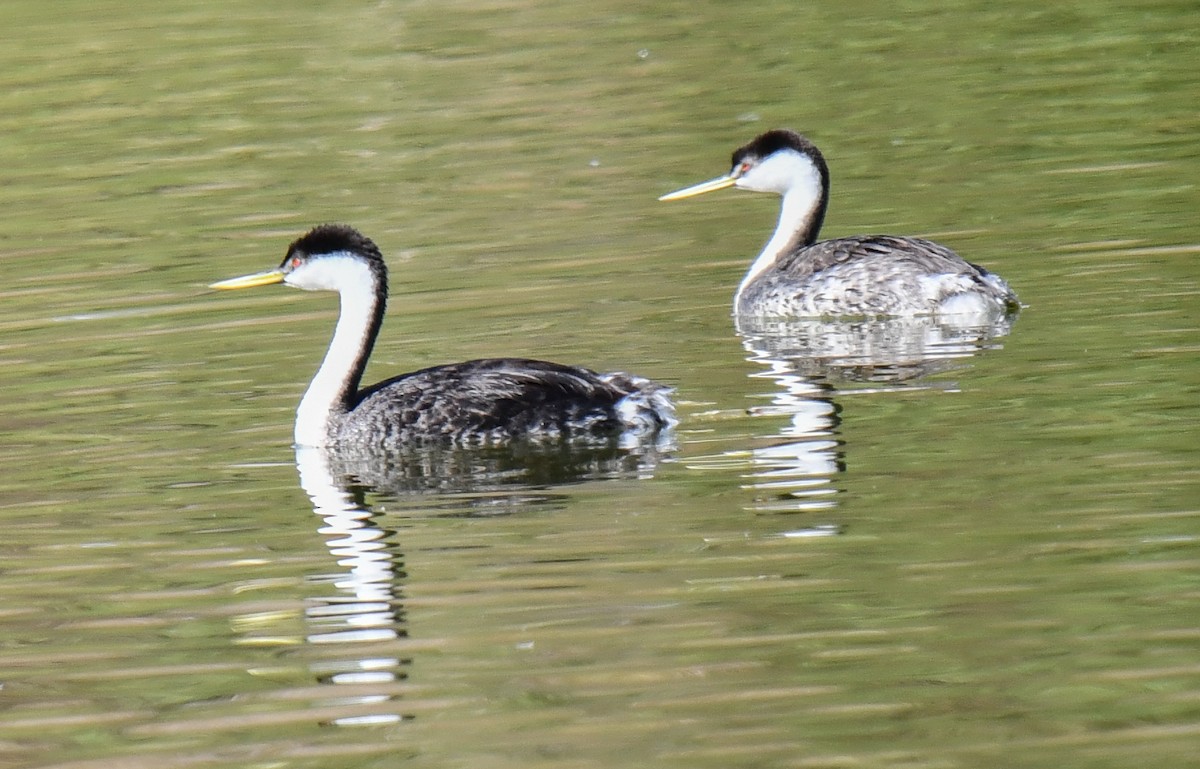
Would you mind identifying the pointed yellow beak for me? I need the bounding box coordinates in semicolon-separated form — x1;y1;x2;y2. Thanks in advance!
658;174;738;202
209;269;286;290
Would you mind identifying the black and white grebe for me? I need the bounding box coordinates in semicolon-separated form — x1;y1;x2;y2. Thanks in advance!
210;224;675;448
660;129;1019;319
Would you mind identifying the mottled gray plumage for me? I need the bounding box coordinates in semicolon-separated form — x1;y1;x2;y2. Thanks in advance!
339;358;670;447
737;233;1017;317
663;129;1019;318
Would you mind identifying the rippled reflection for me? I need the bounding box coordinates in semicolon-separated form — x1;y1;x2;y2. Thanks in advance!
290;434;675;726
320;436;672;497
295;446;410;726
735;313;1018;385
702;313;1018;522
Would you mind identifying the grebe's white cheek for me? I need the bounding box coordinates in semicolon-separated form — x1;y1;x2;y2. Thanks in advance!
734;169;773;194
285;252;372;293
283;270;327;292
738;150;819;196
736;161;778;194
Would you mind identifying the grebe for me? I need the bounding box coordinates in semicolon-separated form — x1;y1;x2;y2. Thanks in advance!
210;224;675;448
659;129;1019;318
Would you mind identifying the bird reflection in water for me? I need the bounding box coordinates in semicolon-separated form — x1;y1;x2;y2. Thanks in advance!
289;435;672;726
319;435;672;498
295;445;411;726
710;313;1017;526
735;313;1017;386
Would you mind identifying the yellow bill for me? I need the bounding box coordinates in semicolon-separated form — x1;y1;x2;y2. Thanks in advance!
209;269;286;290
658;174;738;202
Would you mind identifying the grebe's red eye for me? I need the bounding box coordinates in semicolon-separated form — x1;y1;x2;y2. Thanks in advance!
292;257;302;268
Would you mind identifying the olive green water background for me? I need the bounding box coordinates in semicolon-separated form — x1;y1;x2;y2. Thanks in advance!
1;1;1197;767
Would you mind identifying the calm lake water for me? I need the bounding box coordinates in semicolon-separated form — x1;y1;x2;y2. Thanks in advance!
1;1;1197;767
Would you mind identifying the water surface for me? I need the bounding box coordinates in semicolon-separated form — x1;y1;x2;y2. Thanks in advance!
1;1;1197;768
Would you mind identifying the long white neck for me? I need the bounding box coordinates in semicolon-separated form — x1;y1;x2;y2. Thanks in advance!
293;256;383;447
733;151;827;309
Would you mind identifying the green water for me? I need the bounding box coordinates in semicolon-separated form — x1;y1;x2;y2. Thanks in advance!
1;1;1197;767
